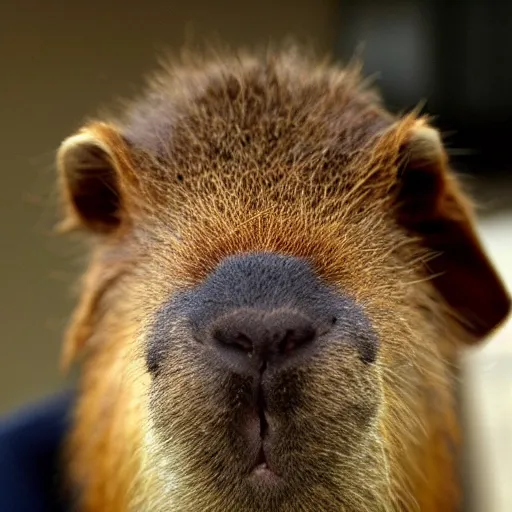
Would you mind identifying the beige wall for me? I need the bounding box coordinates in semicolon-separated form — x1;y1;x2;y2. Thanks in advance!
0;0;339;413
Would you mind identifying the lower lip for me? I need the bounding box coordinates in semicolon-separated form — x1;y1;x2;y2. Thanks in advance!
254;462;270;473
250;462;282;486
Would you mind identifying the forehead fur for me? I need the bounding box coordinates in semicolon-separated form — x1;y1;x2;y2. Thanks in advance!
94;48;421;291
121;48;393;162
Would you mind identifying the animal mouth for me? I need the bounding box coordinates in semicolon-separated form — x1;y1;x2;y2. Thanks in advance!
254;389;269;470
254;447;268;471
249;377;281;481
239;361;284;483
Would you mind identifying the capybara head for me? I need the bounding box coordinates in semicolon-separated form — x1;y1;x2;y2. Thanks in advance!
56;47;510;512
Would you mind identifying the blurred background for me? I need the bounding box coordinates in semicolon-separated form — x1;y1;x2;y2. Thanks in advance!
0;1;510;510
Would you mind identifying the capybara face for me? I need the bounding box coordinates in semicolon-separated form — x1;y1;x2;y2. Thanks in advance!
56;48;510;512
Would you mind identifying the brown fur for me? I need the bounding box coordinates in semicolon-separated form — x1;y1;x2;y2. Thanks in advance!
56;46;510;511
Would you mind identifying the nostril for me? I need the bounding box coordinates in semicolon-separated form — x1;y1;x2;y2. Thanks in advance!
278;326;316;355
213;329;253;353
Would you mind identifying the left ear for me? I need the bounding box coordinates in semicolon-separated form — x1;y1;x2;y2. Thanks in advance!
393;118;510;342
56;122;137;235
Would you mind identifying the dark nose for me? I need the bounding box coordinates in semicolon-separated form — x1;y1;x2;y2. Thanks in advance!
209;309;317;374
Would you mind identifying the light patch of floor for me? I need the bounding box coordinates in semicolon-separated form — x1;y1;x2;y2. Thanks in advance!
463;211;512;512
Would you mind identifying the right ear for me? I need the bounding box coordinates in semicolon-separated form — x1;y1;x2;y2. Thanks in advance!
56;122;136;234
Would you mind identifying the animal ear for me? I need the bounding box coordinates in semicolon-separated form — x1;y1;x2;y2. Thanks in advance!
394;118;510;342
57;122;135;234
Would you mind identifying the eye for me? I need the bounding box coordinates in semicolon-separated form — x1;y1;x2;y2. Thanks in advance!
331;317;337;325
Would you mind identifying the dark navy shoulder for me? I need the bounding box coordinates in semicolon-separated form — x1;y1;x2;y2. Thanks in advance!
0;391;74;512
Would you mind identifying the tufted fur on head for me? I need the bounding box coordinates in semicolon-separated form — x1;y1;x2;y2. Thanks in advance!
56;45;510;512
